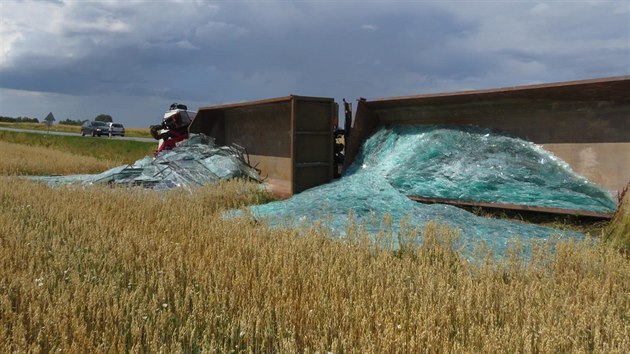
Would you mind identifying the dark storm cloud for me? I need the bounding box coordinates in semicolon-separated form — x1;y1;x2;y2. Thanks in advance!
0;0;628;126
0;1;479;99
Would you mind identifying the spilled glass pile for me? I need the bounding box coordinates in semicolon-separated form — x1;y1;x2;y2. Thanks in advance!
28;134;261;189
350;125;616;212
244;125;616;256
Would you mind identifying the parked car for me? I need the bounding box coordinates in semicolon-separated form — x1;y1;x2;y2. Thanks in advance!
106;122;125;137
81;121;109;137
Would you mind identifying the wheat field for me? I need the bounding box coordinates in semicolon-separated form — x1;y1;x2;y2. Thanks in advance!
0;141;119;176
1;143;629;352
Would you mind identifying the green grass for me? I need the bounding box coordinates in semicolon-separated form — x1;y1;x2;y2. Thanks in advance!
0;121;80;134
604;183;630;252
0;130;155;164
0;122;153;138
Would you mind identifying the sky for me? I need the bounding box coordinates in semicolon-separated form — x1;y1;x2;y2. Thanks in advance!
0;0;628;128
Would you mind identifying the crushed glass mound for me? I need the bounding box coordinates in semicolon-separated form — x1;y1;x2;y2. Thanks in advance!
28;134;261;189
240;125;615;257
349;125;615;213
242;170;574;257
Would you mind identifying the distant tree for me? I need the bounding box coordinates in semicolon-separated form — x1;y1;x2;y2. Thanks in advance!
59;118;84;126
94;114;113;122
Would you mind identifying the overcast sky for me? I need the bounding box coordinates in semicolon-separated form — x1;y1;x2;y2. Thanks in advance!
1;0;628;128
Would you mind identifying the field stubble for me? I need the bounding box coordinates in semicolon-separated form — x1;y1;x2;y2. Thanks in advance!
1;137;629;352
0;130;155;165
0;141;119;175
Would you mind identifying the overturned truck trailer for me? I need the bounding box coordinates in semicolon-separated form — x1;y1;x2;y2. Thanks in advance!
188;77;628;218
345;76;630;201
189;95;337;197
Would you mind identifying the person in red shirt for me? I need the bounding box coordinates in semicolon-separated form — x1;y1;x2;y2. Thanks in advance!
150;110;190;156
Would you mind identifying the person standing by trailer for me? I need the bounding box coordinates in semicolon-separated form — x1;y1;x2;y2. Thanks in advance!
150;103;193;156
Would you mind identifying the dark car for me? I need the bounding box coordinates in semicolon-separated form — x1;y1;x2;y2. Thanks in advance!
81;121;109;137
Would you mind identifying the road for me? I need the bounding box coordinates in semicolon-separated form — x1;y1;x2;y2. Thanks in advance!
0;126;155;143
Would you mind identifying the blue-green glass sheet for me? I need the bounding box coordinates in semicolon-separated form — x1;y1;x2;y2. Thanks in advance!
244;125;614;256
27;134;260;189
349;125;615;212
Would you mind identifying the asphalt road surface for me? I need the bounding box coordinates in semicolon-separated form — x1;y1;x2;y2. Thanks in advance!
0;126;155;143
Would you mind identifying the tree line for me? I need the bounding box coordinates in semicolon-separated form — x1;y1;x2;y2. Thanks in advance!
0;114;113;125
0;116;39;123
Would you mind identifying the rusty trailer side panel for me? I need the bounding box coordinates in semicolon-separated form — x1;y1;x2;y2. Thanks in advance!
189;95;336;197
344;76;630;195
